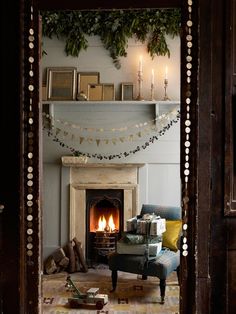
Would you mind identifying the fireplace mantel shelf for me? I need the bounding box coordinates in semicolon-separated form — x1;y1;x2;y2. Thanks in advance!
62;156;145;168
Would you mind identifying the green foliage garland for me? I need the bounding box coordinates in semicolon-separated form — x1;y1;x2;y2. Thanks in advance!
42;9;181;69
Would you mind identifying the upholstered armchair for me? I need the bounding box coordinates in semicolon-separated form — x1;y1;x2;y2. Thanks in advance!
108;204;182;304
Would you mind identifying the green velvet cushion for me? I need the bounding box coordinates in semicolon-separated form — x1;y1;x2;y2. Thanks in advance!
162;220;182;252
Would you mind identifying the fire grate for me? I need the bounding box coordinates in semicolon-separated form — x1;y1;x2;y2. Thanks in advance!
93;231;118;260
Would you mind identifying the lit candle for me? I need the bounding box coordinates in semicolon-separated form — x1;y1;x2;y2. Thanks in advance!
139;55;143;72
165;66;168;80
151;69;154;85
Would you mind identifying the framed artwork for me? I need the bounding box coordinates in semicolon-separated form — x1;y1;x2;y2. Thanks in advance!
46;67;77;100
88;84;103;101
77;72;100;98
41;84;47;101
121;82;134;101
103;84;115;101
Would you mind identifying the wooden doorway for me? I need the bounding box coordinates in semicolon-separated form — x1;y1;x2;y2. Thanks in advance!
1;0;200;313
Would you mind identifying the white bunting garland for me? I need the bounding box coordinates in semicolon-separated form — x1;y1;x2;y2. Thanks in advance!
42;106;179;134
43;109;180;160
46;126;155;146
43;107;180;146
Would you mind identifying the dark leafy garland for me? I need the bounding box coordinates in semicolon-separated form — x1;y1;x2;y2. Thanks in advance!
42;9;181;69
44;111;180;160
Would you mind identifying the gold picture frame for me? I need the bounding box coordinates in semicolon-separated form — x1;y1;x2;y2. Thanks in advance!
121;82;134;101
103;84;115;101
88;84;103;101
46;67;77;100
77;72;100;98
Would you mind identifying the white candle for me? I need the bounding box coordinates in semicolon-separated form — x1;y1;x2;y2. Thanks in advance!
165;66;168;80
151;69;154;85
139;55;143;72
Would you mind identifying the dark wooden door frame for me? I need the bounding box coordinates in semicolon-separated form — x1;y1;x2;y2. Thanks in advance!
4;0;230;313
20;0;199;313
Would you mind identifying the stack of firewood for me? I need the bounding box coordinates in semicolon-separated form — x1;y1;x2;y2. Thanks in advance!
44;237;88;275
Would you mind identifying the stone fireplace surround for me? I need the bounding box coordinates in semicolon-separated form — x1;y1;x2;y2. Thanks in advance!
62;157;144;256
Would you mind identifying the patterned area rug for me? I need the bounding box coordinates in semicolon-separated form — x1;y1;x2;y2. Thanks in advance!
42;266;179;314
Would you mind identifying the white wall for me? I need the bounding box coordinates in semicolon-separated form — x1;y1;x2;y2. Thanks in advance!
42;35;180;101
41;34;181;258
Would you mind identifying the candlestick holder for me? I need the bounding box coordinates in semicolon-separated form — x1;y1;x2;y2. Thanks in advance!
150;83;155;101
136;70;144;100
163;79;170;101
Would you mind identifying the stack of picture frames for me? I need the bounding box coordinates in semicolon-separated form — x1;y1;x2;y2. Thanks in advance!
45;66;134;101
45;67;112;101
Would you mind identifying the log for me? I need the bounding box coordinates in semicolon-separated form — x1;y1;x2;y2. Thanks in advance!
73;237;88;272
44;256;57;275
52;247;66;263
64;241;76;273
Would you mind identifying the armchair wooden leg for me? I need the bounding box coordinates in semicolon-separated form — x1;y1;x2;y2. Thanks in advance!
110;270;117;292
159;279;166;304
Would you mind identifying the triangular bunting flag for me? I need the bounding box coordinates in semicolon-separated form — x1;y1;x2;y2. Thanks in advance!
79;137;84;144
55;128;61;135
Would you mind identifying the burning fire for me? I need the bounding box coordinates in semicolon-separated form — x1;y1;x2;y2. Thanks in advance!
97;214;116;232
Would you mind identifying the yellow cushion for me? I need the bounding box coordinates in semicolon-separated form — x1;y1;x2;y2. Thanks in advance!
162;220;182;252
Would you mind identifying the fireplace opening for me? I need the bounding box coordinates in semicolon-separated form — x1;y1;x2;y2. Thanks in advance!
86;189;123;264
89;198;120;233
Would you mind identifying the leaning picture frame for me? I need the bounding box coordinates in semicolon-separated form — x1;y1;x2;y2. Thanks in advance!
121;82;134;101
46;67;77;100
103;83;115;101
77;72;100;99
88;84;103;101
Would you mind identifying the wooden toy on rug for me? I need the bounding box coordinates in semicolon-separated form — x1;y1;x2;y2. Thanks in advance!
65;276;108;310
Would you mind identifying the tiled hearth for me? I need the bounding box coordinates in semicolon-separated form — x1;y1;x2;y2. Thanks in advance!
61;157;144;256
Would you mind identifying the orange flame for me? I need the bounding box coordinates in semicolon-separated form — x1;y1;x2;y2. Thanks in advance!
108;214;115;231
97;215;106;231
97;214;116;232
